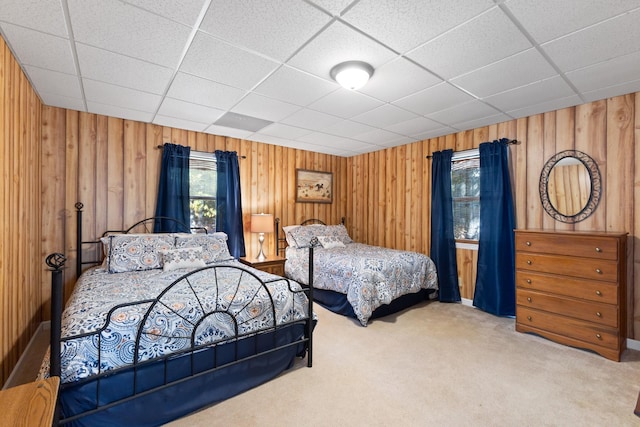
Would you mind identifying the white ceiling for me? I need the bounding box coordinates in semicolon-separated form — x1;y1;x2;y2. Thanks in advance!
2;0;640;157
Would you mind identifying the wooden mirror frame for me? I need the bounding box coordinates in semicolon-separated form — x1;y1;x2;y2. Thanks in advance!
539;150;601;223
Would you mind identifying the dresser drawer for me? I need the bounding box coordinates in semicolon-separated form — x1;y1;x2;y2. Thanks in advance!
516;306;619;349
516;253;618;282
517;289;618;328
515;232;619;260
515;271;618;304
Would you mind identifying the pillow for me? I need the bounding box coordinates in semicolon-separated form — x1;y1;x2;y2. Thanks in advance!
160;247;206;271
103;234;175;273
175;233;234;263
286;223;352;248
286;225;322;248
317;235;345;249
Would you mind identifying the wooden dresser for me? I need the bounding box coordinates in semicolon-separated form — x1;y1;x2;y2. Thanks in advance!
514;230;627;361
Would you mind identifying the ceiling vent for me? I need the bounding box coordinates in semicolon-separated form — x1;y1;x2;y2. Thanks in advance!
213;112;273;132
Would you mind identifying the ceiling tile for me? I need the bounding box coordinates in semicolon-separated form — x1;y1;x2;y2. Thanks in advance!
287;20;396;80
308;89;384;118
505;95;583;119
451;48;558;98
76;44;173;95
87;101;154;122
40;92;85;112
200;0;332;61
386;116;444;137
181;32;280;90
83;79;162;113
306;0;356;16
352;104;419;128
567;50;640;94
253;65;337;106
505;0;640;44
167;72;247;110
581;80;640;103
453;113;513;132
68;0;192;68
1;24;75;74
343;0;495;53
353;128;408;145
393;82;474;116
259;123;312;139
322;119;377;138
231;93;302;122
153;115;209;132
0;0;68;37
426;99;501;126
122;0;208;27
281;108;342;131
483;76;577;112
359;57;442;102
157;97;225;124
541;8;640;73
407;7;531;79
24;66;82;99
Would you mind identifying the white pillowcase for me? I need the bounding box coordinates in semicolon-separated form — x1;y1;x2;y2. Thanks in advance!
160;247;206;271
316;235;345;249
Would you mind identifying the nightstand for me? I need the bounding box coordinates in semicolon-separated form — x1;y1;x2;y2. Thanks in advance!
239;255;286;276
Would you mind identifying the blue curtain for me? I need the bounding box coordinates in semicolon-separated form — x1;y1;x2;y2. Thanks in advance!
154;143;191;233
430;149;461;302
215;150;246;258
473;139;516;316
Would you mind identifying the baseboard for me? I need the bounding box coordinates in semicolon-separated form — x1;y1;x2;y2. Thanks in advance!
3;321;50;390
627;338;640;351
461;298;473;307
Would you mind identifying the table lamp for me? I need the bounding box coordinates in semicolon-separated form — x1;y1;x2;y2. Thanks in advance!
251;213;274;261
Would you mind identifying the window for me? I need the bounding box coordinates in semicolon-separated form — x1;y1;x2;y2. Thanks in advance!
451;150;480;241
189;152;217;233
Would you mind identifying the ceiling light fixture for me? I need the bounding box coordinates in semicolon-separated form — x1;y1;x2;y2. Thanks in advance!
330;61;374;91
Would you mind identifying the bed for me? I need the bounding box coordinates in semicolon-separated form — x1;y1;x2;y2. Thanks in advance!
276;219;438;326
44;203;315;426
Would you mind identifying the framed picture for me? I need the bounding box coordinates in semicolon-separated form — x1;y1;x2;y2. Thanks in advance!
296;169;333;203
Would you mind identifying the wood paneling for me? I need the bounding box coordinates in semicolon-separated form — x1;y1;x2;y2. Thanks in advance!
39;107;349;308
347;94;637;339
0;37;42;386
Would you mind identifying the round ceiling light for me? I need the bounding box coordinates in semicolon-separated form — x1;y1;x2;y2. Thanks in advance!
330;61;374;91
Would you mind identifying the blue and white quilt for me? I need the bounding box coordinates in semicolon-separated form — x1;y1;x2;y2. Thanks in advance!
285;243;438;326
59;261;309;383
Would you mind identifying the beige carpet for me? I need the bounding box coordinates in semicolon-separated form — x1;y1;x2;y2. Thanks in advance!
167;302;640;427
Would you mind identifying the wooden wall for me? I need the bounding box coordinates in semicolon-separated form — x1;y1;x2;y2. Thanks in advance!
0;37;43;386
40;107;349;316
3;31;640;387
347;94;639;339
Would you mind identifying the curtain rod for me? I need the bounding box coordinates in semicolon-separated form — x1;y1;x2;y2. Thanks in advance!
156;144;247;159
425;139;519;159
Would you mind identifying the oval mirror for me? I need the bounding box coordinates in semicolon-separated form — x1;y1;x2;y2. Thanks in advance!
539;150;601;223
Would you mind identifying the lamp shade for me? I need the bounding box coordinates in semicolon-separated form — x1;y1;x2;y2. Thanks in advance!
330;61;374;90
251;213;274;233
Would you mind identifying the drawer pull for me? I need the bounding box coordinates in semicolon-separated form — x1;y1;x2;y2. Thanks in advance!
595;268;602;274
526;241;531;246
527;316;532;321
526;279;531;284
527;260;532;265
596;333;602;340
595;290;602;296
596;312;602;317
595;247;601;252
527;297;532;302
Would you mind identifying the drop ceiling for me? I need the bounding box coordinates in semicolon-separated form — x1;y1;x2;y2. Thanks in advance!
1;0;640;157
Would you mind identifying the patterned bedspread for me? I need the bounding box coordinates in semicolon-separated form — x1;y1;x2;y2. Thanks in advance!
60;261;309;383
285;243;438;325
